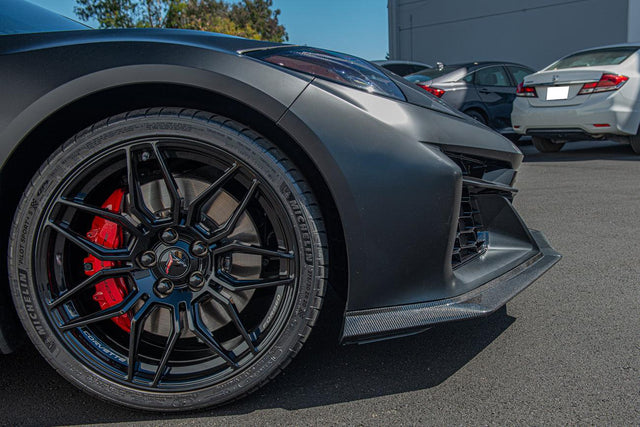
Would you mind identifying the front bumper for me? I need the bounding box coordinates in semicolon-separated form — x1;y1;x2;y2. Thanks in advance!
342;230;560;343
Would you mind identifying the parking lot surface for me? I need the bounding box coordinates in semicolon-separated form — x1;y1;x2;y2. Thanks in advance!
1;140;638;426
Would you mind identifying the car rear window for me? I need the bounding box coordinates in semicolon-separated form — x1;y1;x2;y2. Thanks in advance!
508;66;535;85
548;47;638;70
404;66;462;82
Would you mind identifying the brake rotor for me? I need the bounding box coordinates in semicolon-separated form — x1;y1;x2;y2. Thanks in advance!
139;176;259;338
88;174;260;339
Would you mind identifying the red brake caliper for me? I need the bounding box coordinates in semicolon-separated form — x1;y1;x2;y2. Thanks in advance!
84;188;132;332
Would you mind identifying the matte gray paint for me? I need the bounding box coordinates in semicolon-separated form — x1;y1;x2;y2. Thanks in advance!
0;27;550;349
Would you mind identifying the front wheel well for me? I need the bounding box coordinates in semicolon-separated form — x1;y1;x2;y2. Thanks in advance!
0;84;348;324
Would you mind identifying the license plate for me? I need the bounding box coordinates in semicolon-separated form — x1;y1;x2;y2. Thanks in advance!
546;86;569;100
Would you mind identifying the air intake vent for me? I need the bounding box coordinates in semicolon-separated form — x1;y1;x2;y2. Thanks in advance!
452;185;487;268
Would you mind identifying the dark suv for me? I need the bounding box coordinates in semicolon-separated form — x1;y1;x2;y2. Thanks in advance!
405;62;535;141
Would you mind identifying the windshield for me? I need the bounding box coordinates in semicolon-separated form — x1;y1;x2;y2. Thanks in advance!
404;66;462;82
0;0;89;35
548;47;638;70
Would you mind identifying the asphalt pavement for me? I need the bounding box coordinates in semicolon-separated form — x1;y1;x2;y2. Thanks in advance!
1;140;639;426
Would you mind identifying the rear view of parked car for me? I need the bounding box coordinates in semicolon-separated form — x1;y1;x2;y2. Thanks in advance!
511;45;640;153
405;62;535;141
372;60;432;76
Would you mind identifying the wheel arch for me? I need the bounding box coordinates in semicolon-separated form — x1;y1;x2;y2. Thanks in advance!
0;82;348;352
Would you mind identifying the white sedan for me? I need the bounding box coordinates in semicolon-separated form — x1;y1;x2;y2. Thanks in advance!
511;44;640;153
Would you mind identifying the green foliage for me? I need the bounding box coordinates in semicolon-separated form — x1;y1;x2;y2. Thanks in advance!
75;0;287;42
229;0;287;42
75;0;139;28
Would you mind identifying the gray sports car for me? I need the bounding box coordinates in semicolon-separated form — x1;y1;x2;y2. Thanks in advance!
0;0;560;411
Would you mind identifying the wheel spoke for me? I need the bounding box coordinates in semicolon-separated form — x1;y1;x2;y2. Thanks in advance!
188;302;238;368
151;143;182;223
56;197;142;238
46;221;132;262
127;299;155;381
125;146;158;228
59;291;143;331
207;179;259;243
210;271;294;292
208;290;257;353
47;266;134;308
185;163;239;225
151;305;182;387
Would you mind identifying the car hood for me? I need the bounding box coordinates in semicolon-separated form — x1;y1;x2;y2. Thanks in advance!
0;27;285;55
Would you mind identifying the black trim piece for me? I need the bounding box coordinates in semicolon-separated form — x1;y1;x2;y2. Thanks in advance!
463;176;517;193
341;230;560;344
526;129;601;141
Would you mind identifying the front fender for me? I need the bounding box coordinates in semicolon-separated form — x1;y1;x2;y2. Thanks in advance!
0;42;311;168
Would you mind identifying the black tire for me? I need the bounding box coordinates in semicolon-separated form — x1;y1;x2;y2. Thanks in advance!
8;108;328;411
506;134;521;143
464;109;487;126
629;135;640;154
532;136;564;153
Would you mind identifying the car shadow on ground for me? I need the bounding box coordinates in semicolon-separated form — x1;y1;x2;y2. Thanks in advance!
521;140;638;162
0;291;514;424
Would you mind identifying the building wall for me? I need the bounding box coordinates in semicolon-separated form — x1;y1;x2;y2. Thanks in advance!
388;0;630;70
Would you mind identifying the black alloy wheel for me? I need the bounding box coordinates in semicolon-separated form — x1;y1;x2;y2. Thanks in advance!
8;109;327;411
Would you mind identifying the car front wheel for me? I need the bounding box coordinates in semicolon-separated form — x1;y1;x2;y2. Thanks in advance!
8;108;327;411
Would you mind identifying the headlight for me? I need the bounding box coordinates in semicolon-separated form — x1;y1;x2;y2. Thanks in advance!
246;46;405;101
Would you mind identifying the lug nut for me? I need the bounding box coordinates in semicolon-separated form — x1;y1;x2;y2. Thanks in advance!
154;278;174;297
189;272;205;291
191;241;208;257
160;228;179;244
139;251;156;268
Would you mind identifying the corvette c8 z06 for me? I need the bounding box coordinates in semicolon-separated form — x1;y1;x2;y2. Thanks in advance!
0;1;560;411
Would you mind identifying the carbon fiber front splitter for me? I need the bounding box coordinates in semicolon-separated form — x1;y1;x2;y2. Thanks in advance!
341;230;560;344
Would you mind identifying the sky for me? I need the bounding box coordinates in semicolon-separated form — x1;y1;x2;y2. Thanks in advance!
28;0;390;60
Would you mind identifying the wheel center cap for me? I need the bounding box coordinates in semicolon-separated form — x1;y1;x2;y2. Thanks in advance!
158;247;190;279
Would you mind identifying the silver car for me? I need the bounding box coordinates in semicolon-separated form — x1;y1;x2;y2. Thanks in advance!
511;44;640;153
372;60;432;76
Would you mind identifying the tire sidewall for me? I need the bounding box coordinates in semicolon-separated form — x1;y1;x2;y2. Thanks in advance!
8;113;325;410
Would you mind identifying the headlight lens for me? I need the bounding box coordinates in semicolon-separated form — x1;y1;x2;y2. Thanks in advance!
246;46;405;101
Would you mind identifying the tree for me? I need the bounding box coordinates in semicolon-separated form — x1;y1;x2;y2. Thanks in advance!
229;0;287;42
75;0;139;28
75;0;287;42
164;0;261;39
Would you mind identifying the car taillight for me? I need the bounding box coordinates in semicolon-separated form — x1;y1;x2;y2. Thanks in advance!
417;84;445;97
516;82;537;97
578;73;628;95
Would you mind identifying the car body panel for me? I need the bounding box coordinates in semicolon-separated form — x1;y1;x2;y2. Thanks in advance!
282;79;525;312
0;23;556;349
